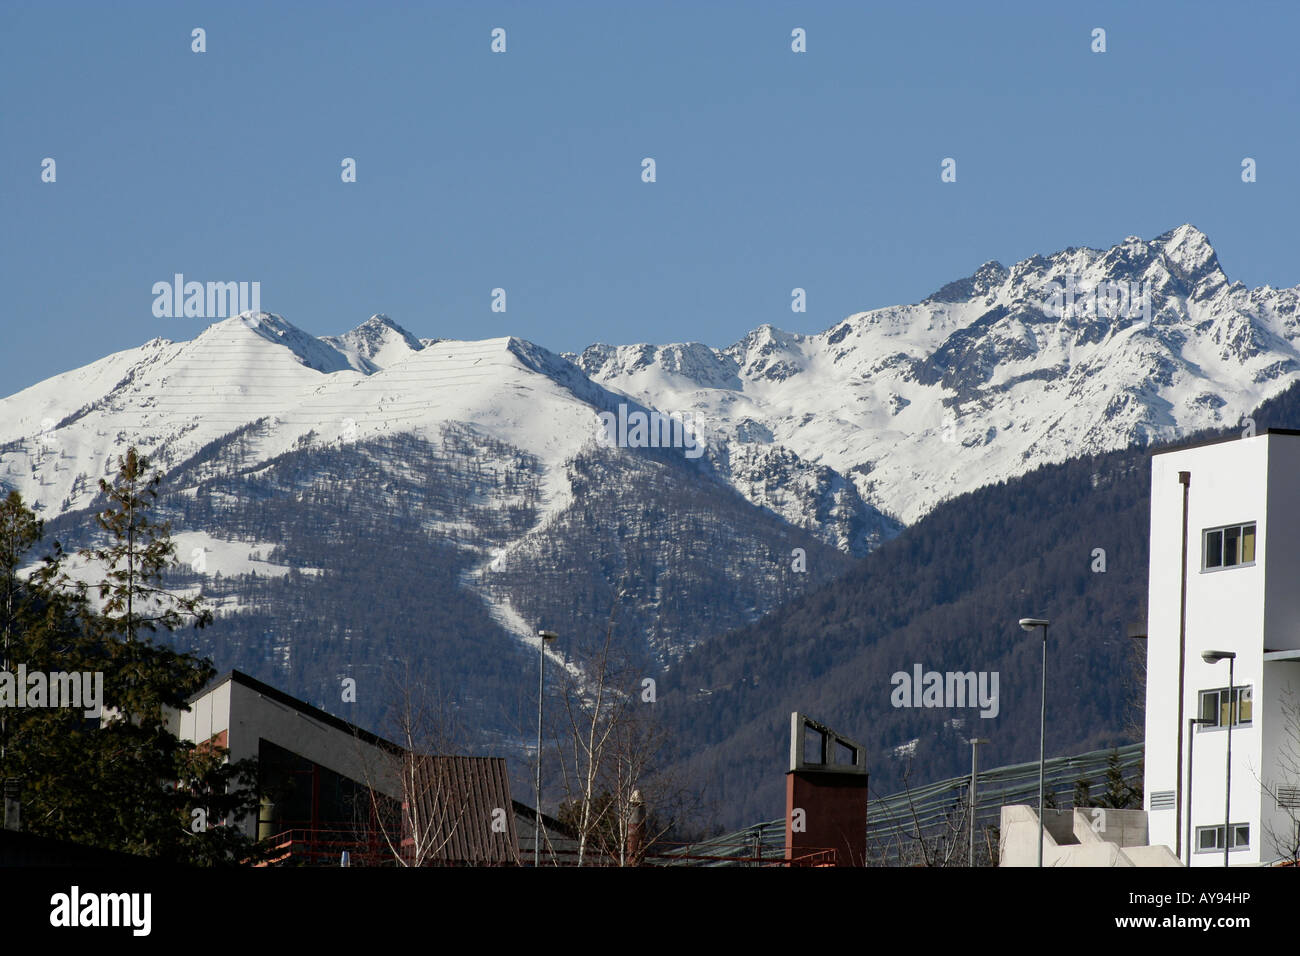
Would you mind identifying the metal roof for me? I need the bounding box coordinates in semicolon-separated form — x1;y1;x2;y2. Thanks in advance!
403;755;520;865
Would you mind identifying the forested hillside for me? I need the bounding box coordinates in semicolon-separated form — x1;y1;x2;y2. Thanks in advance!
656;383;1300;831
40;426;851;763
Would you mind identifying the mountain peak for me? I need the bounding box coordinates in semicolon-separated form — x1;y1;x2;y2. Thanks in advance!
1156;222;1215;259
1153;223;1225;293
358;312;402;332
322;314;424;373
194;312;355;373
350;312;420;343
200;310;304;343
924;260;1009;304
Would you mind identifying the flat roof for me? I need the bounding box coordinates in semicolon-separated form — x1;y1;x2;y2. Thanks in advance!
190;669;403;753
1150;427;1300;458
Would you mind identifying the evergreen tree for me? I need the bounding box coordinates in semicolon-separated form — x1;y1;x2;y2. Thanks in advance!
0;490;106;839
1100;747;1140;809
0;455;259;864
83;446;212;642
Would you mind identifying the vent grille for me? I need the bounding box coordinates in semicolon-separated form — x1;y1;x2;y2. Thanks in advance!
1279;787;1300;809
1150;790;1176;811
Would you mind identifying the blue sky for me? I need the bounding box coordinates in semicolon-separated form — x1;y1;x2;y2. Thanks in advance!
3;0;1298;392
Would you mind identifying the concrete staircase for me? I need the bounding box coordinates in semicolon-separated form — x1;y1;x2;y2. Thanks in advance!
999;806;1182;867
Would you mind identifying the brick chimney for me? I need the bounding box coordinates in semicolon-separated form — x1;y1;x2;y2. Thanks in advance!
626;789;645;865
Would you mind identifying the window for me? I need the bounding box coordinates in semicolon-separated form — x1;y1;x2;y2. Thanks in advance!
1198;685;1252;728
1202;522;1256;571
1195;823;1250;852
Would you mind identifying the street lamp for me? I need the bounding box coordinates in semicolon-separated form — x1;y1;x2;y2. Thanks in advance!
1201;650;1236;868
969;737;989;866
535;628;559;867
1020;617;1050;867
1186;716;1213;865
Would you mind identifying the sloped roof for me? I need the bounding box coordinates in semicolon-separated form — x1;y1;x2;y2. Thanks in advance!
191;669;403;754
402;755;519;865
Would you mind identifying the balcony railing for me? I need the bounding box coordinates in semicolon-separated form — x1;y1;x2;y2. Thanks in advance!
255;827;396;867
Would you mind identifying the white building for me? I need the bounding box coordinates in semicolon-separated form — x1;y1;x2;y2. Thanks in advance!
1145;430;1300;866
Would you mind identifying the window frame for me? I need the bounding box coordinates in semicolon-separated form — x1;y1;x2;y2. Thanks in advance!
1201;521;1257;573
1194;822;1250;853
1197;685;1253;731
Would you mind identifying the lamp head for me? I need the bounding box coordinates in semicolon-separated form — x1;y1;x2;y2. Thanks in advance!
1201;649;1236;664
538;629;559;642
1019;618;1050;631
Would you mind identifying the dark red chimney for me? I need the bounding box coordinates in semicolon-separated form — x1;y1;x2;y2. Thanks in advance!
784;713;868;866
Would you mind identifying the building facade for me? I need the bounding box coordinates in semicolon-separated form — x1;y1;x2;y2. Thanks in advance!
1145;430;1300;865
170;670;403;848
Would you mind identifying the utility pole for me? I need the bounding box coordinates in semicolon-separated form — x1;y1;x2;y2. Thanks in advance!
969;738;989;866
1175;470;1191;857
535;629;558;866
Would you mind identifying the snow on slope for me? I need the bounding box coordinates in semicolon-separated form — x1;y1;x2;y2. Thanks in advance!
322;313;425;373
5;223;1290;546
0;315;610;523
21;529;321;617
569;225;1300;523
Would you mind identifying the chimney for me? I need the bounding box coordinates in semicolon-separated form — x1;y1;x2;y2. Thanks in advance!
626;789;646;866
785;713;868;866
3;778;20;832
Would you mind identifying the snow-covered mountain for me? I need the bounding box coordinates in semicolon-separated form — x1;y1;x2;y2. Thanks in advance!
0;307;869;685
4;223;1297;555
3;222;1297;767
320;312;426;373
0;308;894;555
4;223;1298;566
571;224;1300;523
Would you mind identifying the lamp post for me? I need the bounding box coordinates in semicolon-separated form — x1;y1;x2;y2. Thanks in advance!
1019;618;1050;867
1186;716;1213;865
969;737;989;866
535;628;559;867
1201;650;1236;868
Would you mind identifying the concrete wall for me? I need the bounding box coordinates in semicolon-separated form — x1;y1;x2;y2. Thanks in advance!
1075;807;1149;848
999;806;1180;867
1041;808;1077;846
1264;438;1300;651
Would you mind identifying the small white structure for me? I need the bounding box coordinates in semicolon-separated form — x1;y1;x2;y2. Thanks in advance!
1145;430;1300;866
999;806;1181;867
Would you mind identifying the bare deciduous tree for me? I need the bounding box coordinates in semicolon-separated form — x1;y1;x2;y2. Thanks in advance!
550;589;695;866
350;671;488;866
